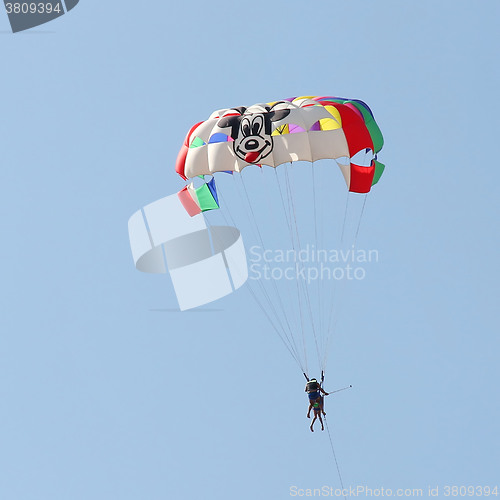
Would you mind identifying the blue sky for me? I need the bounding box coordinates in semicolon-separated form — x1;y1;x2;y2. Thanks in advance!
1;1;499;499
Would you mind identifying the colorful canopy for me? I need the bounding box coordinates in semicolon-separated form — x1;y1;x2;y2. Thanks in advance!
176;96;384;194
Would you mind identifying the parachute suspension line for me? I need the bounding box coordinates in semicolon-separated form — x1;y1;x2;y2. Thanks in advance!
321;192;350;372
237;173;300;347
243;281;305;372
324;416;347;500
283;165;323;370
285;166;321;365
311;163;324;361
207;191;306;373
283;166;310;369
312;164;327;368
243;280;305;372
322;193;368;371
340;191;350;246
229;174;291;338
258;167;303;355
353;193;368;249
230;173;306;370
214;188;302;369
273;167;308;374
311;164;328;373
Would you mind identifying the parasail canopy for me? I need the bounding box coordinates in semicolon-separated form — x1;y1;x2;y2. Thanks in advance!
176;96;384;194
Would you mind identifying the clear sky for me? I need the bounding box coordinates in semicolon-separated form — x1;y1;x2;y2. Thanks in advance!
1;1;499;499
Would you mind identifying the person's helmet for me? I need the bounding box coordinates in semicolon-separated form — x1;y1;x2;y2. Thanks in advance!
309;378;317;382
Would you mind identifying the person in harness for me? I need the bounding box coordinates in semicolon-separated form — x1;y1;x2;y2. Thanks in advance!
309;401;324;432
305;378;329;418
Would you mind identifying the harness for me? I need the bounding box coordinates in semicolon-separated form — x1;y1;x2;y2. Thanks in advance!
306;380;319;393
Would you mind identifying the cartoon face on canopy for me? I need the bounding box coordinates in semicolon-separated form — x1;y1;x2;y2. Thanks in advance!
216;107;291;164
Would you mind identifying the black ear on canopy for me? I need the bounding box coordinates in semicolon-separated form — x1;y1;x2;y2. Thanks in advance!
264;109;291;134
269;109;291;122
217;115;243;140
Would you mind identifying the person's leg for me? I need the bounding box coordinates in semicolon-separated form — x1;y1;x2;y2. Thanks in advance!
307;402;313;418
320;396;326;415
318;413;324;431
310;414;317;432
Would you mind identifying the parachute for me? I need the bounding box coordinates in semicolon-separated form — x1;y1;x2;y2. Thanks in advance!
129;95;384;378
176;96;384;194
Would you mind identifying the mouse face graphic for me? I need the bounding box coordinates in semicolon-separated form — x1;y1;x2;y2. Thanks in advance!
234;114;272;164
217;107;290;165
